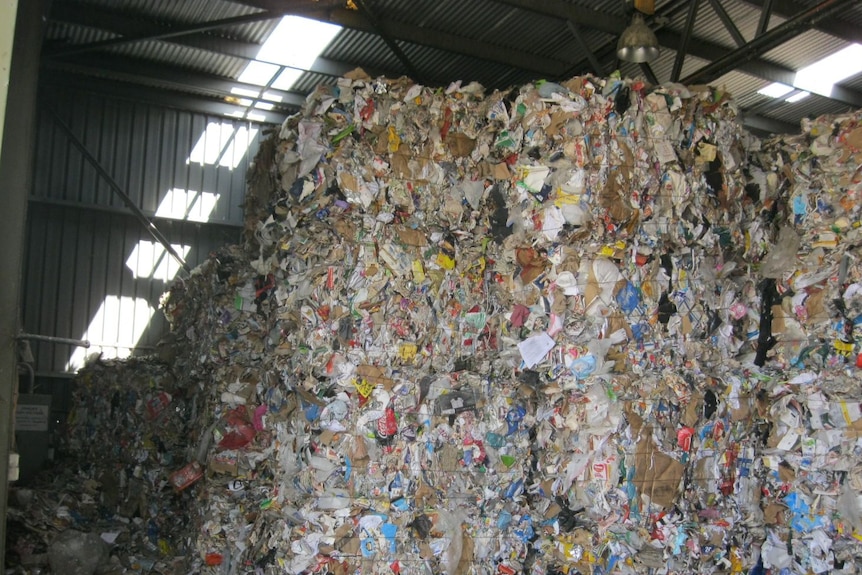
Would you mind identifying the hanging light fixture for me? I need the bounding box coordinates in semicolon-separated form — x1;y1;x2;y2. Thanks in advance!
617;0;660;63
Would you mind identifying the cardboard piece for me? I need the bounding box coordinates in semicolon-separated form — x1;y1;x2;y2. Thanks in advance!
390;150;412;178
764;502;786;525
456;533;474;575
446;133;476;157
493;162;510;180
356;364;395;390
395;226;428;247
633;428;684;507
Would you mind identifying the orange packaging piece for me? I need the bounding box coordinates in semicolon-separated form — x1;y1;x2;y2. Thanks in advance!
205;553;223;566
168;461;203;491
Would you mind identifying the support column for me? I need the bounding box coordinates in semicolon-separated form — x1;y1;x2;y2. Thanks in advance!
0;0;47;562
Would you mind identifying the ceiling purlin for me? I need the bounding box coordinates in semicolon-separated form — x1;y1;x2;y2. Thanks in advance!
705;0;747;47
755;0;775;38
671;0;702;82
49;1;267;60
44;0;862;133
235;0;571;77
43;52;305;108
489;0;862;109
48;1;363;78
681;0;859;89
741;0;862;45
352;0;423;82
48;9;279;58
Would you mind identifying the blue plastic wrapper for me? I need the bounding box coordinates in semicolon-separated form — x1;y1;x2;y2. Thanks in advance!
616;281;640;314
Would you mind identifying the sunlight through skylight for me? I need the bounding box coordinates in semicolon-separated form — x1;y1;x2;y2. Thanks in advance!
794;44;862;97
232;15;341;118
186;121;259;169
125;240;192;282
785;91;810;103
155;188;221;223
757;82;793;98
67;296;156;371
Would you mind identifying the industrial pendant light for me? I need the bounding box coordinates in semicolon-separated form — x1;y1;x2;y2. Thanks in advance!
617;0;660;63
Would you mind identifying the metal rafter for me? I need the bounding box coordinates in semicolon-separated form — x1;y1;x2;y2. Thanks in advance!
47;10;281;57
486;0;857;104
741;112;798;135
352;0;423;82
706;0;746;47
42;53;306;108
41;71;290;123
307;6;569;76
639;62;659;85
494;0;862;110
741;0;862;45
49;1;268;59
671;0;701;82
681;0;856;86
756;0;775;37
48;1;365;79
566;20;606;76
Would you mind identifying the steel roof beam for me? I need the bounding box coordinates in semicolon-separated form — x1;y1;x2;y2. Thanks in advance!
42;53;306;108
237;2;571;76
48;1;266;59
567;20;606;77
755;0;775;37
48;1;361;78
681;0;856;85
671;0;701;82
353;0;423;82
483;0;862;109
706;0;746;47
740;111;799;135
640;62;660;85
48;10;281;57
41;71;291;123
740;0;862;45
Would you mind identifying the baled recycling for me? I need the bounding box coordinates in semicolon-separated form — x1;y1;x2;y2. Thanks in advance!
9;71;862;575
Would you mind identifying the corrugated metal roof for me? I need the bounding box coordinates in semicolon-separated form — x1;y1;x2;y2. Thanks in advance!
74;0;265;25
47;21;117;44
762;29;849;70
685;1;774;47
712;71;769;103
291;71;338;95
324;29;406;77
108;40;248;78
43;0;862;134
762;92;854;124
840;73;862;92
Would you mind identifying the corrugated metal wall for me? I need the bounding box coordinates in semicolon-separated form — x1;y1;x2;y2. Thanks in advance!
32;91;260;226
24;90;267;374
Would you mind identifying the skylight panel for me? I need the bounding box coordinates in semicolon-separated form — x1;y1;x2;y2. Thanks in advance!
794;43;862;97
785;91;810;103
757;82;794;98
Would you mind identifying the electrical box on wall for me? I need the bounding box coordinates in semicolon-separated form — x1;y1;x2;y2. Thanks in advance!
15;393;51;483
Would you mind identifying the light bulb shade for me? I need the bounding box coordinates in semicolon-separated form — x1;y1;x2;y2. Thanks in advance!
617;13;660;63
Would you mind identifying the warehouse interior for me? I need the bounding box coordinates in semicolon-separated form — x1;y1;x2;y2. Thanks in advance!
4;0;862;573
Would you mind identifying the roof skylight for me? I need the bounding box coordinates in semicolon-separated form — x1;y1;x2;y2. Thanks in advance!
232;15;341;120
757;82;794;98
238;15;341;91
793;43;862;98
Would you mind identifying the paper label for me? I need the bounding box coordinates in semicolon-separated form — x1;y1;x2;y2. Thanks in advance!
15;404;49;431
